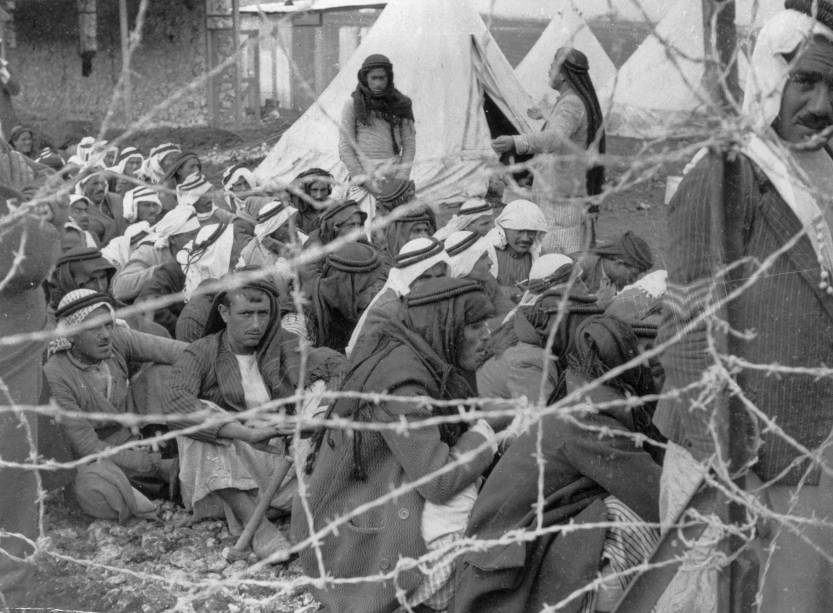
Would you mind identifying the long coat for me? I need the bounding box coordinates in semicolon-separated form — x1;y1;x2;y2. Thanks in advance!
451;377;661;613
291;343;494;613
655;151;833;485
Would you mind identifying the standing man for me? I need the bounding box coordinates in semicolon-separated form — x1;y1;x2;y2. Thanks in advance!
656;4;833;611
492;47;605;254
339;54;416;225
0;187;64;607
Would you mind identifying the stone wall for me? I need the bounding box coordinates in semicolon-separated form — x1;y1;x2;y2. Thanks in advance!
10;0;208;128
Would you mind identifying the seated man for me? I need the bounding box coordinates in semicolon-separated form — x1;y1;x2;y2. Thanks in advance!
303;241;387;351
111;206;200;302
62;194;99;251
476;254;600;413
435;197;494;240
44;290;185;521
290;167;336;234
485;199;549;288
445;230;514;326
76;170;126;245
574;230;653;308
137;220;252;335
453;315;663;613
346;236;449;358
222;163;260;212
162;278;302;560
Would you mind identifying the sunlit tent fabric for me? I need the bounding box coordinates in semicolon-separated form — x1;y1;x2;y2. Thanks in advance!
601;0;779;138
601;0;711;138
470;0;667;23
515;2;616;108
254;0;541;202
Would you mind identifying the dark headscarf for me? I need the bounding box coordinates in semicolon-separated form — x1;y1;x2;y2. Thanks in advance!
162;151;201;184
306;277;494;478
786;0;833;29
375;178;415;213
557;47;606;196
318;200;367;244
309;241;385;351
352;54;414;154
48;247;116;310
592;231;653;272
379;207;436;263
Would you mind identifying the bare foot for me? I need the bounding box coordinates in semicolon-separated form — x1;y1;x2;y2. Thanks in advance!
252;520;291;563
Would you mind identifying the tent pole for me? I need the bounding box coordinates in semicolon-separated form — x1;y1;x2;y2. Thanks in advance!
232;0;243;129
119;0;132;123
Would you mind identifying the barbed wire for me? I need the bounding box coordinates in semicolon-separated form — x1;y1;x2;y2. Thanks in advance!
3;1;833;612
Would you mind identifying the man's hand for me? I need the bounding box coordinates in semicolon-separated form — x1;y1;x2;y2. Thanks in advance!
246;424;293;454
491;136;516;154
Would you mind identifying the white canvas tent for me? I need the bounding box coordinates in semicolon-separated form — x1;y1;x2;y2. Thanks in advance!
515;3;616;109
602;0;782;138
254;0;540;202
601;0;711;138
470;0;667;23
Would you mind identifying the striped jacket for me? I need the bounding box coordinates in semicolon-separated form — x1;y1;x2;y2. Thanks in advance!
655;150;833;485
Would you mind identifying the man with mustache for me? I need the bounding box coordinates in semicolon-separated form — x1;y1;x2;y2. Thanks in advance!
655;3;833;611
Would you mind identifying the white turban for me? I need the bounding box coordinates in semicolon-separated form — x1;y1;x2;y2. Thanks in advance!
434;198;494;240
254;201;299;240
101;221;152;270
743;9;833;130
149;205;200;249
177;172;214;212
485;199;549;276
144;143;181;184
122;186;163;222
444;230;495;278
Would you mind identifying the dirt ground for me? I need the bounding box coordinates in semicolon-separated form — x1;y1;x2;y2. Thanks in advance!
14;123;694;612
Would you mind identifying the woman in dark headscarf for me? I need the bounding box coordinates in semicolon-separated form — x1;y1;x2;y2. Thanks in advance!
492;47;606;254
338;54;416;225
292;277;497;613
452;315;664;613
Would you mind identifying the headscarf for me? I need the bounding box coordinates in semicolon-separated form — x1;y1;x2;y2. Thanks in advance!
318;200;367;244
254;200;300;240
108;147;144;176
8;124;33;148
290;168;334;231
486;199;548;276
35;147;65;171
222;163;259;211
346;237;450;357
48;248;116;310
75;170;109;197
144;143;182;184
147;205;200;249
309;241;385;351
434;198;494;240
557;47;606;196
571;314;655;401
743;7;833;130
352;54;415;149
163;151;201;184
100;221;153;270
515;253;575;308
307;277;493;479
605;269;667;325
176;172;214;211
67;136;99;167
48;289;115;357
444;230;495;278
592;231;653;272
177;222;236;301
222;162;258;191
375;178;415;212
379;206;437;261
122;185;162;222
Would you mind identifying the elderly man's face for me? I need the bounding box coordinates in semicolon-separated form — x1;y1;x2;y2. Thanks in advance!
776;36;833;147
83;175;108;204
456;320;491;372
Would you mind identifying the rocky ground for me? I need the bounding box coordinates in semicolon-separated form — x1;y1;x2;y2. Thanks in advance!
14;125;693;612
